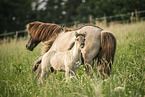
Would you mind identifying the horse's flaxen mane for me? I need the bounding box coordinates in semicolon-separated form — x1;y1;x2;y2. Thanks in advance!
26;21;64;41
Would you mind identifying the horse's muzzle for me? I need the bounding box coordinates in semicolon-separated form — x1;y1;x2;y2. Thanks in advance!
26;45;33;51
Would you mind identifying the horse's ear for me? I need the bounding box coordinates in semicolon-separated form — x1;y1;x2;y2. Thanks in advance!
75;32;79;37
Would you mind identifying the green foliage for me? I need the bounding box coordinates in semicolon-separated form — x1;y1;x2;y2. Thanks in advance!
0;22;145;96
1;0;145;33
0;0;34;33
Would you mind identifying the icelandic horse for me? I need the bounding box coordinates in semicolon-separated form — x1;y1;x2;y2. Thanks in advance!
26;21;116;78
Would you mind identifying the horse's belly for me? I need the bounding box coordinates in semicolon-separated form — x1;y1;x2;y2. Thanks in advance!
51;61;65;70
50;53;66;70
52;63;65;70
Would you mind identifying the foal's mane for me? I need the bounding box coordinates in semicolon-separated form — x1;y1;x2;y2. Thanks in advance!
26;21;64;41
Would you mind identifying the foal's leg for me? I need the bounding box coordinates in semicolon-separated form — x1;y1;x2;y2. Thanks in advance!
39;63;50;83
65;66;70;82
39;69;47;84
38;57;51;83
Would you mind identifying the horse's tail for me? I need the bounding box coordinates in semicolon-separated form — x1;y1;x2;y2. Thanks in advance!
96;31;117;75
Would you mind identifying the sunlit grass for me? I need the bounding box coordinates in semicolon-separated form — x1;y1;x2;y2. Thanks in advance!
0;21;144;97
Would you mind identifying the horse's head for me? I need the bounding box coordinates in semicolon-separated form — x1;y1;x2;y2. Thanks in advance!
25;21;64;51
26;35;40;51
75;32;86;49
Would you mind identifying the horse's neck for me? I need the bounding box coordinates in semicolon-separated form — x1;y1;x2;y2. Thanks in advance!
71;42;81;59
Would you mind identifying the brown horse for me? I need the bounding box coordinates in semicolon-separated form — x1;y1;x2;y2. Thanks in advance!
26;21;116;77
26;21;69;51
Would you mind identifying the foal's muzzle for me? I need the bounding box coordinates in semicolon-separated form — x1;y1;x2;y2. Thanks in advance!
80;43;85;48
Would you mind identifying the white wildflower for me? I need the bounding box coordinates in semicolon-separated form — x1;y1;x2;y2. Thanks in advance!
114;87;125;91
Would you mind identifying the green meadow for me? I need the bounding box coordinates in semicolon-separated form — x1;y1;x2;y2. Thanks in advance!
0;21;144;97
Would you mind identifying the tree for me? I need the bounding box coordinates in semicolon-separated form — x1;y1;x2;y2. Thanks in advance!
0;0;145;34
0;0;33;33
64;0;82;23
75;0;145;23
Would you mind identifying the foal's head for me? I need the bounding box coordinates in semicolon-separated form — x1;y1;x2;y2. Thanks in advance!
75;32;86;49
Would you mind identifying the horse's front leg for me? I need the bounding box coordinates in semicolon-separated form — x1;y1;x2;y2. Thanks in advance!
32;56;42;72
34;64;41;80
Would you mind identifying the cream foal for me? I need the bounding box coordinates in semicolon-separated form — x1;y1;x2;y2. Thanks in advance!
39;32;86;82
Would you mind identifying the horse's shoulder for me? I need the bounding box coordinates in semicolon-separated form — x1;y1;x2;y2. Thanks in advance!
47;50;57;56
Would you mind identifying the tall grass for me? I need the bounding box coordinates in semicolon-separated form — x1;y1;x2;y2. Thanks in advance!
0;22;144;97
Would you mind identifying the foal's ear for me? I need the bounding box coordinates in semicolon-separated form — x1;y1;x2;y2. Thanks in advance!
75;32;79;37
84;32;86;37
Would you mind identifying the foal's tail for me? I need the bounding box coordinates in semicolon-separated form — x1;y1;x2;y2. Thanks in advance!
96;31;117;75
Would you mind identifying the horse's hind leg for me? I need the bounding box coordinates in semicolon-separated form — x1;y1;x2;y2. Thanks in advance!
84;59;94;74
